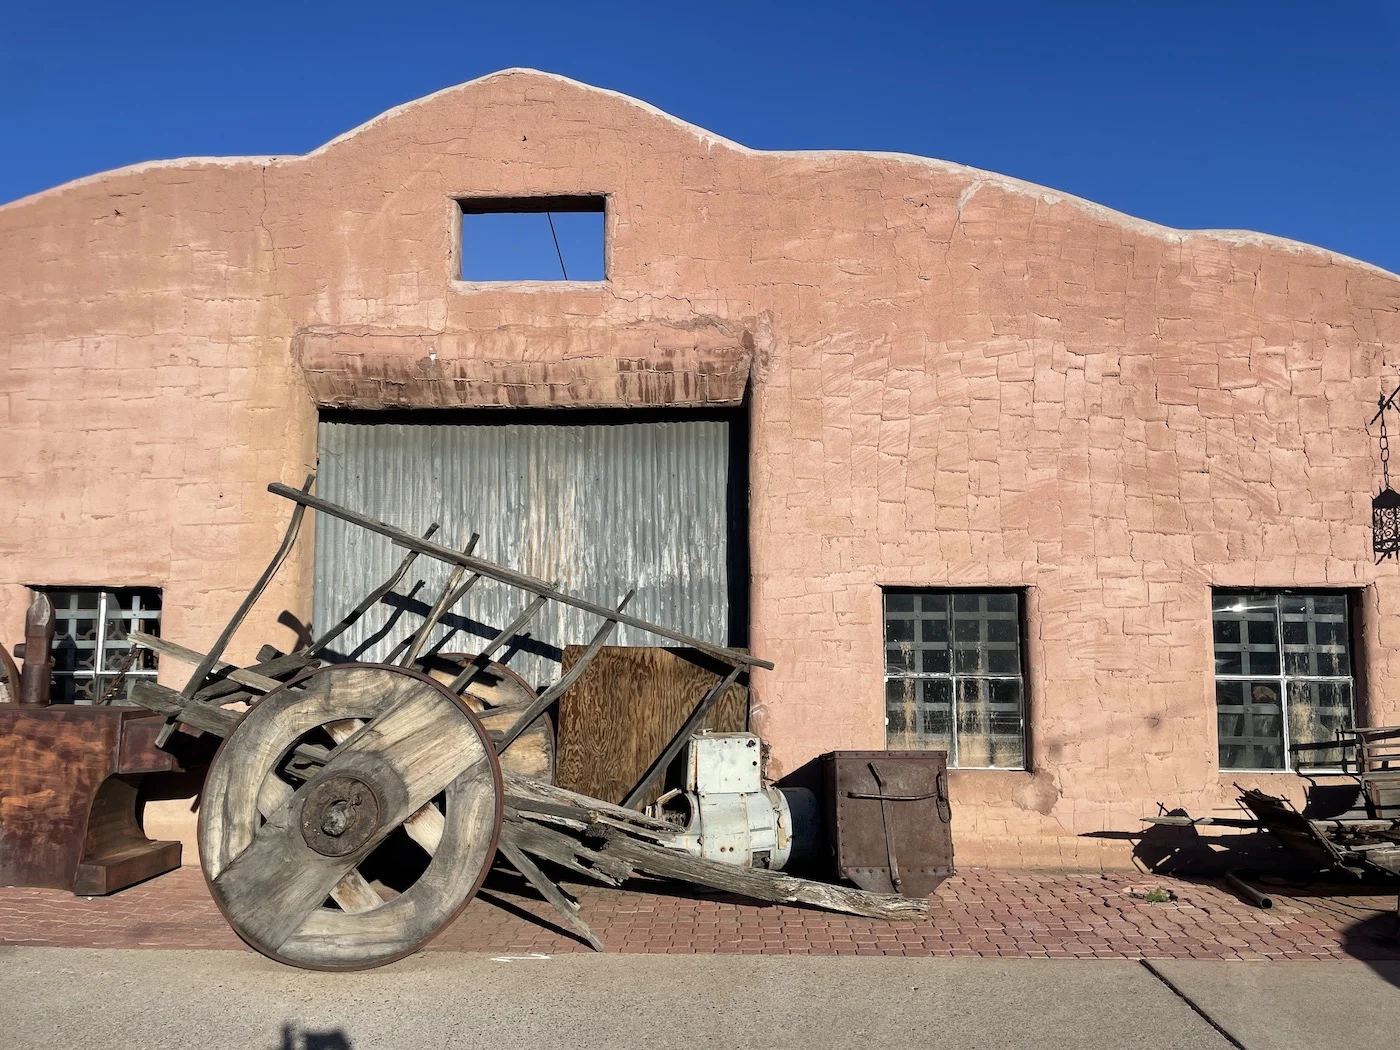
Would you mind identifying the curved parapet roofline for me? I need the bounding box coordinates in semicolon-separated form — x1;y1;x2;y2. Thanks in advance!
3;66;1397;281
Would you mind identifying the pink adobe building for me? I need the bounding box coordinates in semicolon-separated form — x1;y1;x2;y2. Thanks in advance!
3;69;1399;870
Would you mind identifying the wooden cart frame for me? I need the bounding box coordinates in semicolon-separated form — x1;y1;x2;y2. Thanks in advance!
129;478;922;969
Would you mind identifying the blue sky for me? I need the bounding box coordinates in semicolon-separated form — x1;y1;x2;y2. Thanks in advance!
4;1;1399;274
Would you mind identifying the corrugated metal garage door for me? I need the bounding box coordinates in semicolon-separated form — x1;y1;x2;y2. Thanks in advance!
313;414;740;687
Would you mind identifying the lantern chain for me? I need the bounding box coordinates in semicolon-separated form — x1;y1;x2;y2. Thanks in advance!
1381;394;1392;490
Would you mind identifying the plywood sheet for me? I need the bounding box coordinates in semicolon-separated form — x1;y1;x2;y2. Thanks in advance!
556;646;748;805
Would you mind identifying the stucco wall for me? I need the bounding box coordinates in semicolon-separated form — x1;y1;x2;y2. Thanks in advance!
3;69;1399;868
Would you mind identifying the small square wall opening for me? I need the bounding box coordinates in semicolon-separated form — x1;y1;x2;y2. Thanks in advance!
457;196;606;282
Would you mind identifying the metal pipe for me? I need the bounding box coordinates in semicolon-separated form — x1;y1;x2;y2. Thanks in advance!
1223;870;1273;909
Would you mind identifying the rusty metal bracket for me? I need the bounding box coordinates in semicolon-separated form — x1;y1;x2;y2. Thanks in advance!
867;762;902;894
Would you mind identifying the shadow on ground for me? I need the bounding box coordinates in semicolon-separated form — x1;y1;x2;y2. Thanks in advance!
275;1023;352;1050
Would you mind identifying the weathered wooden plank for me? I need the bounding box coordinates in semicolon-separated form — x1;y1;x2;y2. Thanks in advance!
132;681;243;737
267;482;774;670
500;814;632;886
555;647;747;805
477;707;554;781
586;824;930;920
502;773;676;835
621;663;745;810
192;652;317;703
131;633;281;694
329;873;385;915
498;839;605;951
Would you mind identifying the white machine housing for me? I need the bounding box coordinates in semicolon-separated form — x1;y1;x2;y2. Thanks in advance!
650;732;818;871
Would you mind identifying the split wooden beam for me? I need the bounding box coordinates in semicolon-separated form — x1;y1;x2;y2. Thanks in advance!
132;633;283;693
584;824;931;921
499;811;632;886
498;839;605;951
191;651;318;705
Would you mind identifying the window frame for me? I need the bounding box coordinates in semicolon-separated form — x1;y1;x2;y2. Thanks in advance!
453;195;609;285
35;586;162;705
1211;587;1358;773
882;586;1029;770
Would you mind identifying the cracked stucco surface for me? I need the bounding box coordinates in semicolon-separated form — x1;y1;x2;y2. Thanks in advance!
2;69;1400;867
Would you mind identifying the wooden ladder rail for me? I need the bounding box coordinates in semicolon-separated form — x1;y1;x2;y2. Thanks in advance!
181;475;315;701
397;534;481;668
267;483;773;671
304;522;442;659
493;591;634;755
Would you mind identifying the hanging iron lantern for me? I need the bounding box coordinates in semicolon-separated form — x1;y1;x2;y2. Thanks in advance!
1372;387;1400;562
1374;486;1400;562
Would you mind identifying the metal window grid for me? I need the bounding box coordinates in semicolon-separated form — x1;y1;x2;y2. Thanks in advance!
883;590;1026;769
1212;590;1356;772
41;588;162;705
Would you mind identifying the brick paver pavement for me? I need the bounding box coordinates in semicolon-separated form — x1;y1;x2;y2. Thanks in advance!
1;867;1394;961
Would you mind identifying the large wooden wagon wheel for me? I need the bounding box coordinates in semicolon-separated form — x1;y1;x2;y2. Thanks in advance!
199;663;502;970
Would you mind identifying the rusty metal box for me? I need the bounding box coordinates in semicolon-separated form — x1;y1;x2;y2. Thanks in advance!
821;750;953;898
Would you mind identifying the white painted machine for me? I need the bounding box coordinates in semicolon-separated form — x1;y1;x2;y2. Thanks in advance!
649;732;820;871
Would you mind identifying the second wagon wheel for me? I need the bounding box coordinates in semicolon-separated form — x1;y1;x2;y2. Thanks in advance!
421;652;557;783
199;663;502;970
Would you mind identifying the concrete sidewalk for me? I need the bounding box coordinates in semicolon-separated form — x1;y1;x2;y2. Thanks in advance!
1148;958;1400;1050
4;946;1397;1050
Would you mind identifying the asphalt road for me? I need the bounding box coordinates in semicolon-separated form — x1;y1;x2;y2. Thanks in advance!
1;947;1394;1050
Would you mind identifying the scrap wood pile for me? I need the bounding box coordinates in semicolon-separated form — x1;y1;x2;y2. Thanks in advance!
1143;732;1400;923
128;478;927;970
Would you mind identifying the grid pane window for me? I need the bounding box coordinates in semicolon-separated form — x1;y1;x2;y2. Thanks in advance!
884;589;1025;768
42;588;161;705
1212;590;1356;770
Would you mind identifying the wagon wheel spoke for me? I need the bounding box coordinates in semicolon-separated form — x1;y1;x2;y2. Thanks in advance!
210;672;492;955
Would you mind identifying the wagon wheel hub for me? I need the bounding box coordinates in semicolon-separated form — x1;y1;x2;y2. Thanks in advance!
301;774;381;857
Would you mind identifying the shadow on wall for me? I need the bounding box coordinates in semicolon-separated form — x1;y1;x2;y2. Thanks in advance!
1084;778;1375;879
275;1023;352;1050
1120;816;1321;879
